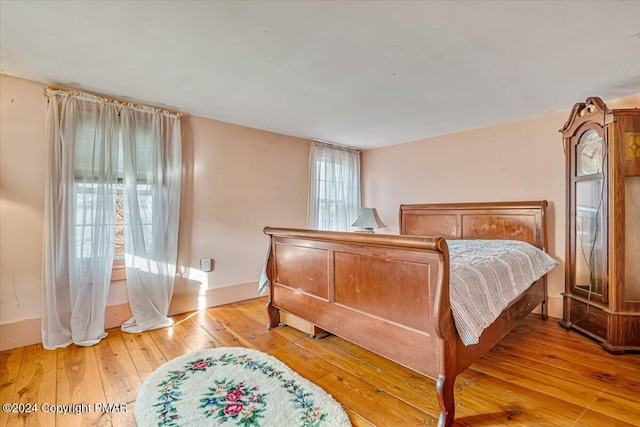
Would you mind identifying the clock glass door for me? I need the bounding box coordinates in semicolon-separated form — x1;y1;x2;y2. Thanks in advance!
573;128;606;300
574;179;604;296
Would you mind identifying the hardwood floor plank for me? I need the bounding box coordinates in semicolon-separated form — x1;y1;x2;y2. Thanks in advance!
0;347;24;427
480;347;639;403
121;331;167;382
318;334;435;391
55;345;109;426
506;326;640;373
94;330;141;427
497;334;635;375
2;297;639;427
268;342;335;383
206;305;291;352
459;369;579;426
265;319;311;342
146;324;191;361
344;409;375;427
490;339;640;398
574;408;639;427
269;341;437;425
196;310;250;347
586;390;640;425
5;345;56;427
169;312;221;351
289;333;443;415
233;298;269;323
480;348;598;386
472;355;603;407
315;371;438;426
290;334;519;424
95;330;140;403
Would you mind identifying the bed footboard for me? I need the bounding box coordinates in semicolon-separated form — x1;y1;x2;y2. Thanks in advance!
263;228;458;425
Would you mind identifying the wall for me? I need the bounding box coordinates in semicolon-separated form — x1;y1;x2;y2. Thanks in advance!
0;74;310;349
0;75;46;329
361;94;640;319
173;113;309;304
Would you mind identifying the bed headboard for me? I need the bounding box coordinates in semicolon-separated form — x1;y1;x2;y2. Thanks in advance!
399;200;548;251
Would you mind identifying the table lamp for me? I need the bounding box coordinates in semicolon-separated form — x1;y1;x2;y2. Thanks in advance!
352;208;386;233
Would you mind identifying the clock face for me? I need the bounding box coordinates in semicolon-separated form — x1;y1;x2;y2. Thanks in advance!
577;129;603;176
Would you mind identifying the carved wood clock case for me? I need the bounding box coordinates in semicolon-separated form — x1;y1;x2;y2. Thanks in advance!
560;97;640;353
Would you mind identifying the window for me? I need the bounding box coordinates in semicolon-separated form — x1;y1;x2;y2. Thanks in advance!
316;157;347;230
73;110;153;280
308;142;361;231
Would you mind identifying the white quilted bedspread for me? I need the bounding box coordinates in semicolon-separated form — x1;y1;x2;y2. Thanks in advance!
447;240;558;346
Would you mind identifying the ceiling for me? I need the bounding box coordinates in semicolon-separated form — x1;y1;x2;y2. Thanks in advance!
1;1;639;149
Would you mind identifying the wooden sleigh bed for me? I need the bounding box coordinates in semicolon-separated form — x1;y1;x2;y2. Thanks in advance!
263;201;553;426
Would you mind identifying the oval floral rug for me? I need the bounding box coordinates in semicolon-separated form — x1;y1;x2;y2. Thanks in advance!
135;347;352;427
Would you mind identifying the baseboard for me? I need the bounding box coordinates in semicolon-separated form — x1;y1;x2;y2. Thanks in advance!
0;302;133;351
0;317;40;352
0;281;263;351
168;281;262;316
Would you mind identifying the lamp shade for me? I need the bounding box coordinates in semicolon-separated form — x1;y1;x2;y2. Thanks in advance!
352;208;386;232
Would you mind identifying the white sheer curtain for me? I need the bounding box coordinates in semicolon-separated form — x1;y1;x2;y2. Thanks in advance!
308;141;361;231
43;93;120;348
43;90;182;349
120;109;182;333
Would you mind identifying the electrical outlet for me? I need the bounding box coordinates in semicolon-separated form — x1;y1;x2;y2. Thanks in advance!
200;258;213;272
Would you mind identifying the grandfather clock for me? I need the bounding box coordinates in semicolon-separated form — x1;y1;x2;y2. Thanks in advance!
559;97;640;352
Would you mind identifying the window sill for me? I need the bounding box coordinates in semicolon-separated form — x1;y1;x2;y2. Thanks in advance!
112;258;126;281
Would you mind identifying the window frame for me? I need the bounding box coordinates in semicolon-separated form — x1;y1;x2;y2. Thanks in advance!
73;114;155;282
316;156;347;231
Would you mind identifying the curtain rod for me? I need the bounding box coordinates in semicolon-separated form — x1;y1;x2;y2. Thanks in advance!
46;85;183;116
311;139;361;153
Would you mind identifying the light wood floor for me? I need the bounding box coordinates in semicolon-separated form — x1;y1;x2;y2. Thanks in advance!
1;297;639;427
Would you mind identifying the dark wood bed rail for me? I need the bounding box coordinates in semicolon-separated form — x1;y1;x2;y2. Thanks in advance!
262;227;447;250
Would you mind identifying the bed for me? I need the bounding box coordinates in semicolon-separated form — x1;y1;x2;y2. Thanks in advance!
262;200;556;426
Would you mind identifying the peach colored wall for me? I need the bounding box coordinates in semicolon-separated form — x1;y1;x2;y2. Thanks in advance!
0;75;47;325
174;114;309;296
0;74;310;337
362;94;640;319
